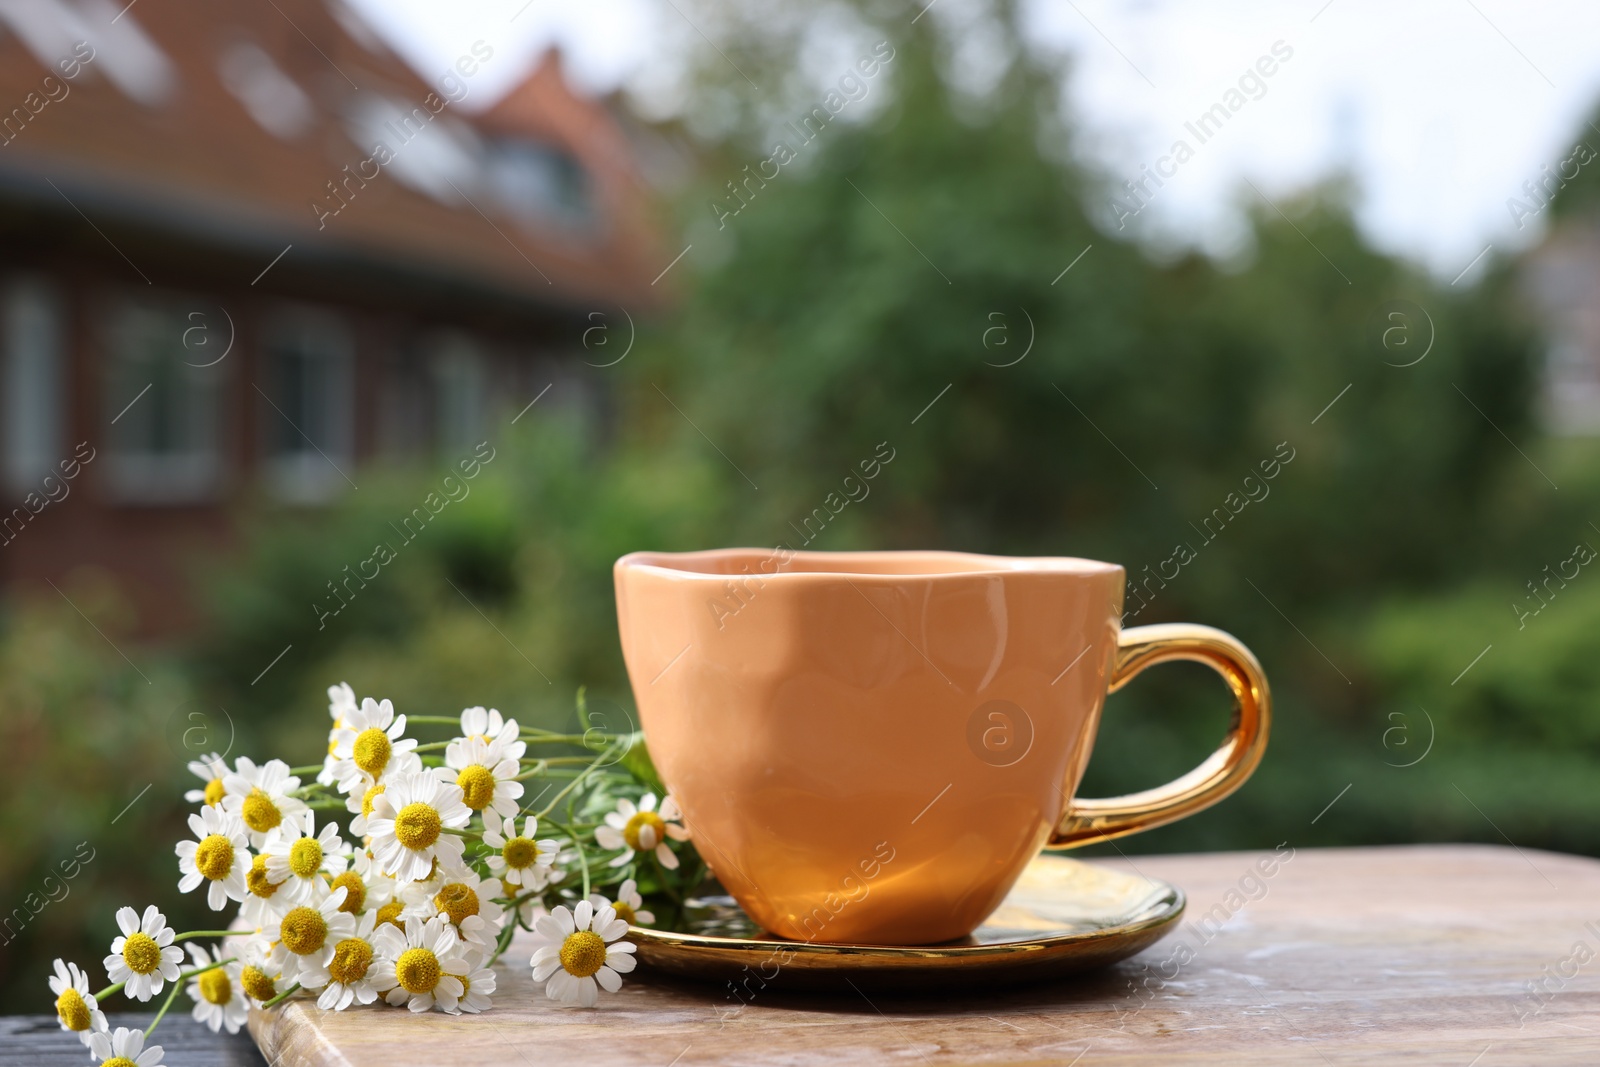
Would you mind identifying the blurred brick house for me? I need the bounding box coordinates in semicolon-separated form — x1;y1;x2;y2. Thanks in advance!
0;0;664;631
1523;221;1600;435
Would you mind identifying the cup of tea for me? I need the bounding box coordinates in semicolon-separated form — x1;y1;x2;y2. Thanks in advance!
614;549;1269;945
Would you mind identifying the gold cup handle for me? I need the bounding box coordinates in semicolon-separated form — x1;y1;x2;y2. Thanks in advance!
1049;623;1271;849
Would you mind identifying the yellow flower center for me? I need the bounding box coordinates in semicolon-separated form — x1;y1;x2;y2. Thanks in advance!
279;906;328;956
456;764;496;811
622;811;666;851
288;837;323;878
247;854;279;899
559;930;608;978
374;900;405;930
194;834;235;881
240;965;277;1002
352;728;392;777
241;789;282;834
433;883;480;925
103;1058;138;1067
613;901;637;925
203;778;225;806
55;988;90;1031
361;784;384;819
328;938;374;985
394;803;441;850
197;967;232;1006
502;836;539;869
122;932;161;975
329;871;365;913
396;947;441;994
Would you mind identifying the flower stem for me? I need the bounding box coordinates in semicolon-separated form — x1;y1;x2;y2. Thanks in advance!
288;765;324;776
92;981;125;1001
179;959;234;978
535;756;611;819
487;907;519;967
143;979;184;1039
543;817;594;898
510;762;547;782
175;930;247;940
261;982;302;1009
652;852;686;905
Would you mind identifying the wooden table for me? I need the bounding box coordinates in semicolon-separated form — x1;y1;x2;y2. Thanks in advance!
14;845;1600;1065
0;1012;267;1066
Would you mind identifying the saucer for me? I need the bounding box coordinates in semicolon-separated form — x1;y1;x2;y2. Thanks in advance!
629;854;1184;993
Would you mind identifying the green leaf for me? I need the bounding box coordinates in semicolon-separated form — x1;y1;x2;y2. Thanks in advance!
619;732;666;795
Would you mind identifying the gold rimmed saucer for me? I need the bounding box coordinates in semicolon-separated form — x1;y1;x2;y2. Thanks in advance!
630;854;1184;993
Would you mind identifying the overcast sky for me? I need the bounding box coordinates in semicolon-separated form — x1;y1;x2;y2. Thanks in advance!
343;0;1600;280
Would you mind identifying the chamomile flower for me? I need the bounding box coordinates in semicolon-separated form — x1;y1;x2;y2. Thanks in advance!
298;910;382;1011
365;772;470;883
400;865;506;950
48;959;105;1044
456;705;524;755
371;915;470;1013
331;697;418;795
482;814;560;892
529;900;636;1007
236;938;284;1004
260;886;355;984
175;805;250;911
183;752;229;807
184;943;247;1035
88;1026;164;1067
262;812;349;904
591;878;655;926
104;906;183;1002
319;682;359;786
220;757;308;849
437;735;523;820
323;849;393;919
454;957;497;1014
345;749;423;837
595;793;691;870
238;854;285;928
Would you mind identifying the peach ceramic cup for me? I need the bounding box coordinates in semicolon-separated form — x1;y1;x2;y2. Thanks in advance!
614;549;1270;945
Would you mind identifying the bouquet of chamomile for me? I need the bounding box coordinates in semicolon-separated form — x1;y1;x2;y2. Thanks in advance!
47;684;702;1067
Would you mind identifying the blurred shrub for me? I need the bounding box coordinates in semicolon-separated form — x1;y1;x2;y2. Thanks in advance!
0;576;207;1012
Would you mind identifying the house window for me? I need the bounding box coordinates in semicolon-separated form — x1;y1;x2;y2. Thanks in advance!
431;335;489;455
486;140;597;234
260;308;354;503
2;277;65;492
104;297;224;503
376;343;431;463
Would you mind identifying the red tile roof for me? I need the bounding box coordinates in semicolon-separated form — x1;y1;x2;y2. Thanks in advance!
0;0;664;313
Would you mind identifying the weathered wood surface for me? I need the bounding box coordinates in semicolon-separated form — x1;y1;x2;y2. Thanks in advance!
2;1012;267;1066
197;846;1600;1063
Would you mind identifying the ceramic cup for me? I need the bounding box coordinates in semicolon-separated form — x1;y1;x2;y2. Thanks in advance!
614;549;1270;945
